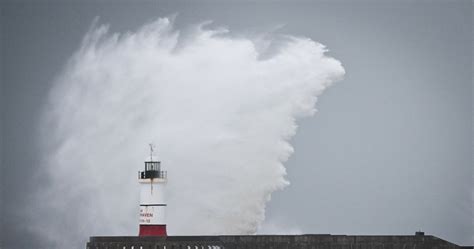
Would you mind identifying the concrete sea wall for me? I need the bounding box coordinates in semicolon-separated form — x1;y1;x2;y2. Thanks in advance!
87;234;472;249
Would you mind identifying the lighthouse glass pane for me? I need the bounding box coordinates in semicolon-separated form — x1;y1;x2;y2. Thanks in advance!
146;162;161;171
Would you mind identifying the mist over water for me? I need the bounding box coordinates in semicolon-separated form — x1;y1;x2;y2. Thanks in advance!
35;18;344;248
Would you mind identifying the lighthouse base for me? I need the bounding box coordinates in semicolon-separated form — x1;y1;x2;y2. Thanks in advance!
139;225;167;236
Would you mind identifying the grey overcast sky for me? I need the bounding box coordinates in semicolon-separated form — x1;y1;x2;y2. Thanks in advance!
1;1;472;248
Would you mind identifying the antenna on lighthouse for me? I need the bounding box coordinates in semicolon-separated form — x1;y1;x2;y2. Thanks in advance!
149;143;155;161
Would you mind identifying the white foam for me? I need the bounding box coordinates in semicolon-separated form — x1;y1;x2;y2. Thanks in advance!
35;18;344;248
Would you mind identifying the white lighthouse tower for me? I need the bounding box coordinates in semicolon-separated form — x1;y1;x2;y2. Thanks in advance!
138;144;167;236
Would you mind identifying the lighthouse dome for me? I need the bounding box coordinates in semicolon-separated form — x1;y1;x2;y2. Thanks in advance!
144;156;159;162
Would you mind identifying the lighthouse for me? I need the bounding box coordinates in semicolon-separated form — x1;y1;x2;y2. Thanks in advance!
138;144;167;236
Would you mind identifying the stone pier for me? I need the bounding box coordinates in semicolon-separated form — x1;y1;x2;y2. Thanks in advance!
87;234;473;249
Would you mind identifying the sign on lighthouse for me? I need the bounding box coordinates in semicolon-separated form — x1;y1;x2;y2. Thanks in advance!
138;144;168;236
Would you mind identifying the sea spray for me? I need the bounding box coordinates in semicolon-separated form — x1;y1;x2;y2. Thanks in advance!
35;17;344;248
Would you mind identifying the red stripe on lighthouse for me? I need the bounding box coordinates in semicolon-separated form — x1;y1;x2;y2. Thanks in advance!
139;225;167;236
